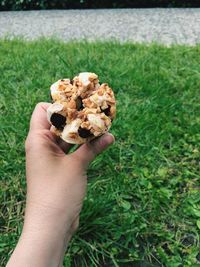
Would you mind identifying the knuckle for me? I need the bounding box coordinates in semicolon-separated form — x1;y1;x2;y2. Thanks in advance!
25;132;39;153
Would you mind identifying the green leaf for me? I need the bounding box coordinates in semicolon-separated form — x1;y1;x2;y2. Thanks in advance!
159;188;172;199
157;167;168;177
120;200;131;210
193;208;200;218
197;220;200;229
147;182;152;189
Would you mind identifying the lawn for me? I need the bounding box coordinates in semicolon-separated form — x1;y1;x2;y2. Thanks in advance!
0;39;200;267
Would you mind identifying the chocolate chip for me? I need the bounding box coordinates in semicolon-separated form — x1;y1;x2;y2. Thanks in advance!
70;79;74;85
102;105;110;116
78;127;92;138
76;97;84;111
50;113;66;130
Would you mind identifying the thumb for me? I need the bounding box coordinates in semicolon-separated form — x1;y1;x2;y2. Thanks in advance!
30;102;51;131
73;133;115;168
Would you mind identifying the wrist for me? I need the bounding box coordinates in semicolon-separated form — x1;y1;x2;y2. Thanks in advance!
23;200;74;248
7;201;74;267
7;231;68;267
24;197;75;235
7;216;72;267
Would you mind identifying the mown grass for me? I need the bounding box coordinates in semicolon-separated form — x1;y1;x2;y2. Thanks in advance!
0;39;200;267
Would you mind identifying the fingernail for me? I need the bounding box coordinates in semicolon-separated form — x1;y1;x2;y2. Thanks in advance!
104;133;115;145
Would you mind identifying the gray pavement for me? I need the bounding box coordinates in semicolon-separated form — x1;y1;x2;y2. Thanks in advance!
0;9;200;45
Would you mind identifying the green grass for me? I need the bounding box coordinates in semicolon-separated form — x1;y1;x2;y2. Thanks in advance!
0;39;200;267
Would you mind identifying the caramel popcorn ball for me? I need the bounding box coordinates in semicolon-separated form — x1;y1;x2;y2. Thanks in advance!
47;72;116;144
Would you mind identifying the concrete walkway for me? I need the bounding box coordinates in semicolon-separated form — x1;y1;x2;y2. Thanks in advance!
1;9;200;45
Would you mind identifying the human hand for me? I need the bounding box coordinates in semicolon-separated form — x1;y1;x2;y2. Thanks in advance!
7;102;114;267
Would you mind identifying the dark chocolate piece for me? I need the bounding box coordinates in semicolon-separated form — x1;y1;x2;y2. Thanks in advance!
102;105;110;116
50;113;66;130
78;127;92;138
76;97;84;111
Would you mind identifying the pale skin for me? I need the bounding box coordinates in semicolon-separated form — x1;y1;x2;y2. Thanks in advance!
6;102;114;267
